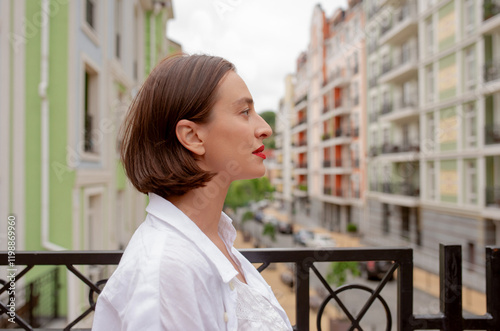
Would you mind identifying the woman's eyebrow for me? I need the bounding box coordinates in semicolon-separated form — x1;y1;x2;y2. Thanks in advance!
232;97;254;107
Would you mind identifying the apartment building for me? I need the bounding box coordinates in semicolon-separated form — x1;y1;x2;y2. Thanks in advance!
320;0;366;233
278;1;367;232
364;0;500;291
0;0;175;319
274;74;294;215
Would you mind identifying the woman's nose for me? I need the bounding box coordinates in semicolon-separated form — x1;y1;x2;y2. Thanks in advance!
256;114;273;139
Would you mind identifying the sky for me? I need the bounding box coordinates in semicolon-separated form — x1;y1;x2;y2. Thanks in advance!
167;0;348;113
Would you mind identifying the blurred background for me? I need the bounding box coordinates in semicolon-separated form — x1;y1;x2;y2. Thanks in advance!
1;0;499;329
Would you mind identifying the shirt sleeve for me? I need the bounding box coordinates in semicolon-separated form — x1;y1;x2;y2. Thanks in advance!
159;243;227;331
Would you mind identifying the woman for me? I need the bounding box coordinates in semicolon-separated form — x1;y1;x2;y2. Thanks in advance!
92;54;292;331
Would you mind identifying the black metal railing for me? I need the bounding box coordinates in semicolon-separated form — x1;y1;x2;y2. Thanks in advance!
486;186;500;206
485;124;500;144
1;246;499;330
381;182;420;197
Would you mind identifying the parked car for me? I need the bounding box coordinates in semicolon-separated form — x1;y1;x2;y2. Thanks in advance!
361;260;395;281
305;233;336;247
293;229;314;246
277;221;294;234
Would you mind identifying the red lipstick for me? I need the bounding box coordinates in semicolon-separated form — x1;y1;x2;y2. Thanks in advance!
252;145;266;159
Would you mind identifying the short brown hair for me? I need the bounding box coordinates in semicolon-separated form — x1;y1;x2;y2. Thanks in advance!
120;54;235;198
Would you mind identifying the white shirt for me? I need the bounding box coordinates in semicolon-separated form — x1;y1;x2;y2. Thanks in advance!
92;193;292;331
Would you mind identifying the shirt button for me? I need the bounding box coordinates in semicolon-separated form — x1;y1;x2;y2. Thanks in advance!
224;312;228;323
229;281;235;291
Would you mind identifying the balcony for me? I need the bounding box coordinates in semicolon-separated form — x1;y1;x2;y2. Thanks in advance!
383;98;419;123
380;61;392;76
368;76;378;89
380;102;393;115
370;181;379;191
482;0;500;33
2;246;499;331
485;0;500;19
380;142;420;155
378;5;418;45
485;124;500;144
322;160;331;168
294;94;308;107
379;52;418;85
323;70;351;92
484;61;500;83
486;186;500;206
353;127;359;138
297;162;308;169
335;127;351;138
368;146;380;157
369;110;379;123
381;181;420;197
293;117;307;128
321;133;331;141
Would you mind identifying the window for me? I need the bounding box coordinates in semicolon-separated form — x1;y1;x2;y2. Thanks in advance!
464;103;477;148
465;159;477;204
371;130;377;149
402;124;410;149
353;52;359;74
401;41;411;64
86;0;96;29
464;0;474;34
133;7;139;80
427;161;436;200
353;81;359;105
382;203;390;234
426;65;434;103
426;18;434;55
401;206;410;241
464;47;475;90
402;81;413;107
87;193;103;250
83;66;99;155
426;113;435;151
114;0;122;59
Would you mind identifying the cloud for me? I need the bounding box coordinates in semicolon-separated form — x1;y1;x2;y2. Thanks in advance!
168;0;347;112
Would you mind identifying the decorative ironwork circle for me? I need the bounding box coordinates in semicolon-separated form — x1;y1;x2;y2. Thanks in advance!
88;279;108;308
316;283;392;331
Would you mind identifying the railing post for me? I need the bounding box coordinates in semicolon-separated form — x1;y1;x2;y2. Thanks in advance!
53;268;59;319
28;282;35;326
486;247;500;331
295;260;310;331
398;250;413;331
440;244;462;330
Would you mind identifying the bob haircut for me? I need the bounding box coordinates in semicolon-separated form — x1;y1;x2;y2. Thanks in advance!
120;54;236;199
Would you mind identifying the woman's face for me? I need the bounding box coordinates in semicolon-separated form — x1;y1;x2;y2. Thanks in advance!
198;71;272;181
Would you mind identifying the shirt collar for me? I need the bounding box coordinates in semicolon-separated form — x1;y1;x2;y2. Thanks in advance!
146;193;239;283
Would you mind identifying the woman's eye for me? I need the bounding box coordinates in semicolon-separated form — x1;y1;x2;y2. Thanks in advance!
242;109;250;116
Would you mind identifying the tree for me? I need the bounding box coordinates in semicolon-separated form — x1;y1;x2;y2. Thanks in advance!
259;110;276;149
224;177;274;210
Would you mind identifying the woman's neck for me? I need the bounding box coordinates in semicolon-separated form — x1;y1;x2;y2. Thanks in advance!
168;177;230;238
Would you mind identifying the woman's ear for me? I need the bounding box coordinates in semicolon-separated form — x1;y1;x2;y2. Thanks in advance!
175;119;206;156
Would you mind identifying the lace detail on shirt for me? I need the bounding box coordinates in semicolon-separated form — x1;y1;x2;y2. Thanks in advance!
233;278;289;331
